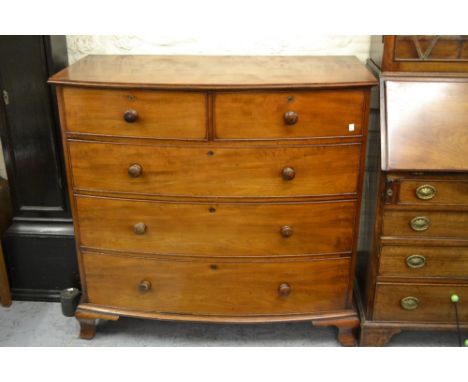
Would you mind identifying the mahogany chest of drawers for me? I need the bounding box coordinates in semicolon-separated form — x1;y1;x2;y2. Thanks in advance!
49;55;376;345
359;71;468;346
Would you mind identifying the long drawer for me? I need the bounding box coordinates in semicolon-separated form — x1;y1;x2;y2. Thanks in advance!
69;141;361;198
382;210;468;238
62;87;207;139
83;252;351;315
398;179;468;207
76;197;357;256
379;245;468;278
373;283;468;323
214;90;366;139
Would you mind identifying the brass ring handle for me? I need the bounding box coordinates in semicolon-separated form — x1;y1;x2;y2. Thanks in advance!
280;225;293;238
128;164;143;178
278;283;291;297
406;254;426;269
284;111;298;125
410;216;430;231
400;296;420;310
282;167;296;181
133;222;147;235
123;109;138;123
416;184;437;200
138;280;151;292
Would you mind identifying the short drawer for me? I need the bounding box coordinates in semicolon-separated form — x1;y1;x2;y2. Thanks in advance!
398;179;468;206
76;197;356;256
379;245;468;278
373;283;468;323
83;252;350;315
61;87;207;139
382;210;468;239
69;141;361;198
214;90;366;140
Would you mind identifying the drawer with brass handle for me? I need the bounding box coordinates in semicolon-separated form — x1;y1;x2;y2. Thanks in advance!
83;251;351;315
397;179;468;207
378;245;468;278
382;210;468;238
214;90;367;139
69;140;361;198
373;283;468;323
76;196;357;257
61;87;207;140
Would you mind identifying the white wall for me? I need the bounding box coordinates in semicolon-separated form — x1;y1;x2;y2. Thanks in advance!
66;35;371;64
0;35;372;180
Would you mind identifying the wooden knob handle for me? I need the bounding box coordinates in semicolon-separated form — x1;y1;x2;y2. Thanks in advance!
282;167;295;180
133;222;147;235
128;164;143;178
278;283;291;297
284;111;298;125
280;225;293;238
139;280;151;292
123;109;138;123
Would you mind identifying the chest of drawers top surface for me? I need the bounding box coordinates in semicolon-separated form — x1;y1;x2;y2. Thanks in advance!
49;55;376;89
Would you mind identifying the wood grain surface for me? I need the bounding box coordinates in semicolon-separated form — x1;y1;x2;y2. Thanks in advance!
69;140;361;198
76;196;357;256
83;252;351;315
214;89;366;139
378;245;468;278
382;79;468;171
49;55;377;89
62;87;207;139
373;282;468;322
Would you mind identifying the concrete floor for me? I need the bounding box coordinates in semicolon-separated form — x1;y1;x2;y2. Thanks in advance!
0;301;462;346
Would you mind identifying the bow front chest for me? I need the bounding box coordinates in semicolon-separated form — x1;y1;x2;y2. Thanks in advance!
49;55;376;345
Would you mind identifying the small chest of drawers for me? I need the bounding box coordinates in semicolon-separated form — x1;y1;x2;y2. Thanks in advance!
359;73;468;346
49;55;376;345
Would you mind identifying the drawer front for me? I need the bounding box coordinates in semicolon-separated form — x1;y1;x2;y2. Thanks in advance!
62;87;207;139
69;141;361;198
214;90;366;139
383;210;468;238
373;283;468;323
398;179;468;206
379;245;468;278
83;252;350;315
76;197;356;256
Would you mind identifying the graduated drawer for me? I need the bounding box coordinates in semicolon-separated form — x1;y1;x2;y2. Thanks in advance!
83;252;350;315
379;245;468;278
76;197;356;256
214;90;366;140
69;141;361;198
398;179;468;206
382;210;468;238
61;87;207;139
373;283;468;323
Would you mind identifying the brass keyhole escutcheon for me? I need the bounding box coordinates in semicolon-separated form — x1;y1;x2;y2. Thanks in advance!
416;184;436;200
406;254;426;269
410;216;430;231
400;296;420;310
138;280;151;292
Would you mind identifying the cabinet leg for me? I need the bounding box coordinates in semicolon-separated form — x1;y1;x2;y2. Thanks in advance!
360;325;401;347
77;317;97;340
312;314;360;347
75;307;119;340
0;246;12;307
